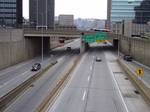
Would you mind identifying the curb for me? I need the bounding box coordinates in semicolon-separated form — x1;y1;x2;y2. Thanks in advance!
35;55;82;112
117;59;150;105
0;61;57;111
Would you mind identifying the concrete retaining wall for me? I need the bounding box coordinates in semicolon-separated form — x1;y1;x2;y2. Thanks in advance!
119;36;150;67
0;29;42;70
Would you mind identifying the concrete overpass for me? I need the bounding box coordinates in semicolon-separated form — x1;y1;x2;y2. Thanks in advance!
23;28;100;38
23;28;113;53
0;28;118;70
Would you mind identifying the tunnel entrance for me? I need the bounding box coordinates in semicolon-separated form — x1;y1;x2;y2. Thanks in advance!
113;39;119;49
25;37;50;56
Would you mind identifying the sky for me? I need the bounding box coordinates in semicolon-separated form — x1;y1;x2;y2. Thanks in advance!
23;0;107;19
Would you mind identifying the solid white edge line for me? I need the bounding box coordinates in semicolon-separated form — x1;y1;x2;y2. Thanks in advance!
106;59;129;112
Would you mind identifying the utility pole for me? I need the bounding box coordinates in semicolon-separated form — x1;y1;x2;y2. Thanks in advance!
41;14;44;62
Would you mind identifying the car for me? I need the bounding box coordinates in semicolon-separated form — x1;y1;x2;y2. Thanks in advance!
123;55;133;61
51;60;58;65
66;47;71;51
104;42;107;44
31;63;41;71
95;57;102;62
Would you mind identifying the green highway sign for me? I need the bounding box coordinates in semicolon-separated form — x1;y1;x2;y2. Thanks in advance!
82;35;95;43
82;33;108;43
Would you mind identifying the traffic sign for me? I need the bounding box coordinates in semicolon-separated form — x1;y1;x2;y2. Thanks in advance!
82;33;109;43
82;35;95;43
135;68;144;77
95;33;108;40
96;40;105;43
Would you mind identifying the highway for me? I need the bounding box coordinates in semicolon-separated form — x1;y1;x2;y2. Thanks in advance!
2;39;80;112
47;46;127;112
0;44;74;87
0;39;79;97
1;40;149;112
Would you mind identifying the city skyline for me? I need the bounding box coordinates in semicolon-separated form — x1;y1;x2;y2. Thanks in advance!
23;0;107;19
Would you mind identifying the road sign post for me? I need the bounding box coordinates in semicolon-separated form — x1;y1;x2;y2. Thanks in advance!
135;68;144;79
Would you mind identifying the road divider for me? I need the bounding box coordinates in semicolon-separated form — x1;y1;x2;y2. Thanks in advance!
35;54;82;112
0;61;57;111
117;59;150;105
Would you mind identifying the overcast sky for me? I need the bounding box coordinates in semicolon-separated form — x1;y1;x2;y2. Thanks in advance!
23;0;107;19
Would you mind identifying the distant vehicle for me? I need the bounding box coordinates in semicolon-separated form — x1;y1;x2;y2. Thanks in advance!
104;41;107;44
123;55;133;62
91;29;110;32
51;60;58;65
59;39;65;43
31;63;41;71
66;47;72;51
95;57;102;62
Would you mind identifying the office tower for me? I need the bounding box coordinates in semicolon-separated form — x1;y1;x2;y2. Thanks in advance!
0;0;22;27
29;0;54;29
107;0;112;29
108;0;150;25
134;0;150;24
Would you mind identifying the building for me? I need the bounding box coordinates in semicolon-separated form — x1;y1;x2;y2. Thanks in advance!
108;0;150;27
29;0;54;29
0;0;22;27
74;18;105;31
107;0;112;29
58;15;74;26
134;0;150;24
112;20;150;37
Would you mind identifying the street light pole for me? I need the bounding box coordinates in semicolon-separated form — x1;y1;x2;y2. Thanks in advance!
36;0;38;30
118;37;120;57
46;0;48;29
41;14;44;62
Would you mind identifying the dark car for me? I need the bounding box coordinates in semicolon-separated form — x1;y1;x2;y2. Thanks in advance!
104;41;107;44
66;47;72;51
124;55;133;62
95;57;102;62
31;63;41;71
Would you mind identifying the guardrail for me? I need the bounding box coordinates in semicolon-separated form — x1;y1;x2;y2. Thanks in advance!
0;61;57;111
117;59;150;105
35;54;82;112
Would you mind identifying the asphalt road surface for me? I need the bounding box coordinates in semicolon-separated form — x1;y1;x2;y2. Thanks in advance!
0;39;80;97
47;47;127;112
3;39;80;112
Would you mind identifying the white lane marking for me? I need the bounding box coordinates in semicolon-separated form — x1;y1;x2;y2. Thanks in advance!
0;59;35;77
46;53;88;112
82;90;87;101
106;58;129;112
88;75;91;82
90;66;93;71
0;71;29;88
58;56;65;62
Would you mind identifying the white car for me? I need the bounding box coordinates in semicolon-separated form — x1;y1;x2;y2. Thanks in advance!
95;57;102;62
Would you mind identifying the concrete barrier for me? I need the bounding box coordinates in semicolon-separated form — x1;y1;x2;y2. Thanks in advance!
0;61;57;111
117;59;150;105
35;54;82;112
